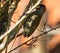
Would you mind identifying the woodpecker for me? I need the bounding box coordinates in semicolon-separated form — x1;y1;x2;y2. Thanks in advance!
23;4;46;37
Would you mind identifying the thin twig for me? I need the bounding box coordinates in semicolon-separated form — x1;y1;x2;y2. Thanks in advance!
8;25;60;53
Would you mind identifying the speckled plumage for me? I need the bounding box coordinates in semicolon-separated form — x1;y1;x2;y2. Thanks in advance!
23;4;46;37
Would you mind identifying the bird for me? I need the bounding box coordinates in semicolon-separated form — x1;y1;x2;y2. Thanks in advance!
23;4;46;37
